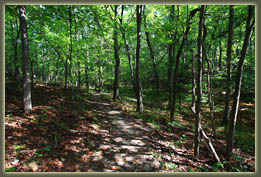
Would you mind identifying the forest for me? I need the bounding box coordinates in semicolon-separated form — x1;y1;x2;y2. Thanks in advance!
5;5;255;172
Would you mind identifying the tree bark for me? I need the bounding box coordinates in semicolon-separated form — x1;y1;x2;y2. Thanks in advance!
113;5;121;100
226;5;254;160
223;5;234;125
19;5;32;113
194;5;205;158
135;5;144;113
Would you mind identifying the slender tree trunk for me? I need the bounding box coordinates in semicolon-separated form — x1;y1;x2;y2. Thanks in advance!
98;60;102;92
65;53;68;88
31;58;34;89
226;5;254;160
143;6;159;92
19;5;32;113
113;5;120;100
168;5;175;109
77;62;81;87
14;17;20;79
40;12;45;83
11;21;15;76
119;6;135;91
194;5;205;158
170;7;200;119
74;11;80;88
188;45;196;114
223;6;235;125
219;40;222;70
69;6;73;87
135;5;143;113
85;60;89;90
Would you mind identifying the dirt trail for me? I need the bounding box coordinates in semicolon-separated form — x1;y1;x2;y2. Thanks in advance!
84;93;163;171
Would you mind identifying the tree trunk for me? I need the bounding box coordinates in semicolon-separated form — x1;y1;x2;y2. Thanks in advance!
135;5;143;113
223;6;234;125
219;40;222;70
167;5;175;109
119;5;135;91
77;62;81;87
143;6;159;92
14;16;20;78
74;11;80;88
69;6;73;87
188;44;196;114
19;5;32;113
194;5;205;158
226;5;254;160
85;61;89;90
113;5;120;100
170;7;200;119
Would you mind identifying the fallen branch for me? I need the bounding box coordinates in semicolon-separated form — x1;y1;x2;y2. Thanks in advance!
200;127;221;163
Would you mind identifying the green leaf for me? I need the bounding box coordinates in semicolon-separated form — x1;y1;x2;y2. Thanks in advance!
5;166;16;172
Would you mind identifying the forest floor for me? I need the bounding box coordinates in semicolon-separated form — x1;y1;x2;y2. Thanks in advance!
5;81;255;172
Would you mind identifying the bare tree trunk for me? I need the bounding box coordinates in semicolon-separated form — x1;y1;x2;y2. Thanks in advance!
77;62;81;87
119;5;135;91
113;5;120;100
143;6;159;92
135;5;143;113
167;5;175;109
188;44;196;114
85;60;89;90
19;5;32;113
219;40;222;70
223;6;234;125
170;7;200;120
73;11;80;88
194;5;205;158
14;16;20;78
226;5;254;160
69;6;73;87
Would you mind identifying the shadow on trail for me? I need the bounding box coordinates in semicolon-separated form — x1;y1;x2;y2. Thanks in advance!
5;83;217;172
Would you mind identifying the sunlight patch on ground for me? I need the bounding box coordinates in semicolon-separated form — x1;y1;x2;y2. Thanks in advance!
108;110;121;115
130;139;145;146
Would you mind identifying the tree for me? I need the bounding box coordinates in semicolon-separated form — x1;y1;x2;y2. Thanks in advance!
119;5;136;92
167;5;176;109
113;5;120;100
170;7;200;120
226;5;254;160
194;5;205;158
135;5;143;113
223;5;235;125
19;5;32;112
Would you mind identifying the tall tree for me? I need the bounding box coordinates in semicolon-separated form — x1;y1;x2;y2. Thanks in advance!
194;5;205;158
135;5;143;113
226;5;254;160
11;15;20;79
223;5;235;125
119;5;136;91
113;5;121;100
167;5;176;109
170;7;200;119
19;5;32;112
